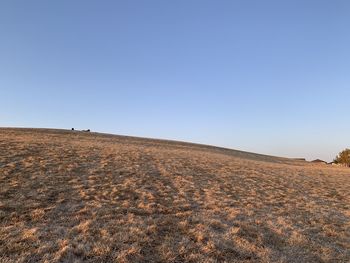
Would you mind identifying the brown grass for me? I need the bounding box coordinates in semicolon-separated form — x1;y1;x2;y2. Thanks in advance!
0;128;349;263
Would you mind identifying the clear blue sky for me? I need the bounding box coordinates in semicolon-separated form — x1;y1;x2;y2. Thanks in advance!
1;1;349;161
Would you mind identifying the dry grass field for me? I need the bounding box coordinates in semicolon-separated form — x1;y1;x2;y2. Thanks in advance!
0;128;349;263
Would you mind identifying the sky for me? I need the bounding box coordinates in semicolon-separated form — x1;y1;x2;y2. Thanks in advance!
1;1;349;161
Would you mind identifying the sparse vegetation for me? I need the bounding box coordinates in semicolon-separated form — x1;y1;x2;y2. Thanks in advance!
334;148;350;167
0;128;349;262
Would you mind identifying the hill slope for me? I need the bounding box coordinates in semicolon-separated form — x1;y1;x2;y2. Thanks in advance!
0;128;349;262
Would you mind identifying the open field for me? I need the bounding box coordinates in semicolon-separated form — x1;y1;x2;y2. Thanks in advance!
0;128;349;262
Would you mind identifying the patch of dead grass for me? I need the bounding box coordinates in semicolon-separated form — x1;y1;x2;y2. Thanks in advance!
0;128;349;262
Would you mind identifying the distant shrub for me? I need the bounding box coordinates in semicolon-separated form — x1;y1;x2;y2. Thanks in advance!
334;149;350;167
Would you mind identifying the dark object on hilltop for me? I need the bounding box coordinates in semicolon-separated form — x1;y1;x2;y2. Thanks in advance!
71;128;74;131
311;159;327;164
334;148;350;167
82;129;90;132
293;158;306;161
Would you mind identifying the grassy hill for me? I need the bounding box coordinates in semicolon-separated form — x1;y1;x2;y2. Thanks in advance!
0;128;349;262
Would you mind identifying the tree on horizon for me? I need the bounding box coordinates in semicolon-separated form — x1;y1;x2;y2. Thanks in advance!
334;149;350;167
